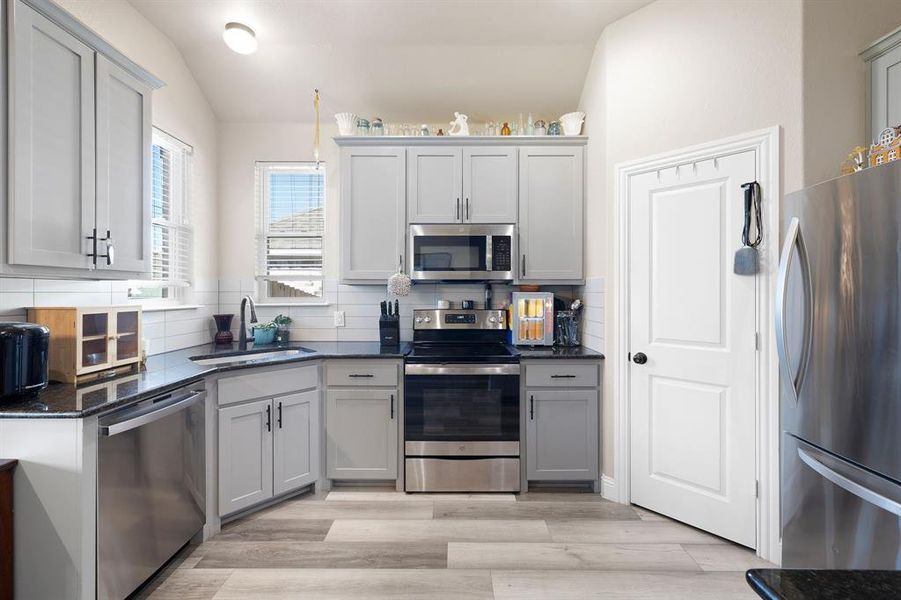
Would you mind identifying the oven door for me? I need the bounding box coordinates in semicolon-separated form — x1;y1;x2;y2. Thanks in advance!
409;224;515;281
404;363;520;456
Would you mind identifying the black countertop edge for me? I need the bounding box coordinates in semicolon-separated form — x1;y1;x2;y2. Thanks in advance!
0;341;411;419
0;340;601;419
747;569;901;600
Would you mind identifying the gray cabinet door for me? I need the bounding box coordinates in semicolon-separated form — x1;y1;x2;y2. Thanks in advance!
463;146;517;223
95;54;152;275
10;1;95;269
219;399;273;516
340;147;406;281
869;40;901;141
327;388;397;480
526;389;598;481
407;146;462;223
273;390;320;495
518;146;583;281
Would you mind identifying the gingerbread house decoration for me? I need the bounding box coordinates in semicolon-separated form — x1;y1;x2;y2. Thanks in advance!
869;126;901;167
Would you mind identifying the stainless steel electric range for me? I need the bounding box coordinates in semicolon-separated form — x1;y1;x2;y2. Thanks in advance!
404;308;520;492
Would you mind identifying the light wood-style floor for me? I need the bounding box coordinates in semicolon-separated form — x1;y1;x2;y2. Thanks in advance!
136;487;771;599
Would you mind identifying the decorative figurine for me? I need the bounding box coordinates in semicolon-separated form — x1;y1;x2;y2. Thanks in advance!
501;122;511;136
869;126;901;167
448;112;470;136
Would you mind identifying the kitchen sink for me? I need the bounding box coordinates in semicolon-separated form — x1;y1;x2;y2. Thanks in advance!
190;348;315;366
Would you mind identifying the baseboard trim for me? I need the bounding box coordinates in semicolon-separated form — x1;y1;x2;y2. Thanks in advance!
601;475;618;501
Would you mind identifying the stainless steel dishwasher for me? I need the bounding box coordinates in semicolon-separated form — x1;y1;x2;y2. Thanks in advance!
98;385;206;600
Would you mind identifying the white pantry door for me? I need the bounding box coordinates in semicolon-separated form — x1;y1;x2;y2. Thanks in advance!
629;150;757;548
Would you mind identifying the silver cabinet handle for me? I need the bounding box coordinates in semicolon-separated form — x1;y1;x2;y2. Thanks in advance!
798;444;901;517
100;391;204;436
348;373;374;378
456;198;461;221
550;374;577;379
465;198;470;221
521;254;526;277
775;217;812;403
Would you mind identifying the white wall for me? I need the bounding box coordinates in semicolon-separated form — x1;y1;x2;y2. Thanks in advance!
578;0;806;476
802;0;901;186
0;0;224;354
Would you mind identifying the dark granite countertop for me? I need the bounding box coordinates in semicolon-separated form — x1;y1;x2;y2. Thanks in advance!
514;345;604;359
747;569;901;600
0;341;410;419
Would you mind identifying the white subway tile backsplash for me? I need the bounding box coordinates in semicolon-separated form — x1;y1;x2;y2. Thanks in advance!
33;279;113;294
0;278;34;293
33;292;114;307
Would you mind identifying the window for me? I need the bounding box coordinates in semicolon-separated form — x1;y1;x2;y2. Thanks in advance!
256;163;326;301
128;129;193;301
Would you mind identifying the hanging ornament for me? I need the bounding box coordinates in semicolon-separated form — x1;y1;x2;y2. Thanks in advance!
313;88;321;168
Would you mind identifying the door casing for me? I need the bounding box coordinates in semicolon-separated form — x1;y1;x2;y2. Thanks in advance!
611;127;781;563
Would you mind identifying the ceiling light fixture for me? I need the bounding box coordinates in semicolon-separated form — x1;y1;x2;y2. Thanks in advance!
223;22;257;55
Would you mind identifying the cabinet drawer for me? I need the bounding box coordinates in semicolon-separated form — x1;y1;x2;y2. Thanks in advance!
327;362;398;387
525;363;598;387
219;364;318;406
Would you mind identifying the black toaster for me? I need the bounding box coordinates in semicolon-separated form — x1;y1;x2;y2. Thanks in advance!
0;322;50;400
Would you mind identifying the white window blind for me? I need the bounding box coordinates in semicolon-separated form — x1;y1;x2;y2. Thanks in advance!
257;163;325;300
129;129;192;300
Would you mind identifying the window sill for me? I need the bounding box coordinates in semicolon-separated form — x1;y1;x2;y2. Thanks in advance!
140;304;205;313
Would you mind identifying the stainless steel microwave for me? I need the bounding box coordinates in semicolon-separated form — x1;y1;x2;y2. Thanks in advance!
408;224;516;281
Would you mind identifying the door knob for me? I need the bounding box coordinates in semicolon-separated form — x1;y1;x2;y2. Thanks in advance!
633;352;648;365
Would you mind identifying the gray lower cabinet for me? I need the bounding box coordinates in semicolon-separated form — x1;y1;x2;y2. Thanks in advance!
526;388;599;481
273;390;320;495
326;388;398;480
219;389;320;516
219;398;273;515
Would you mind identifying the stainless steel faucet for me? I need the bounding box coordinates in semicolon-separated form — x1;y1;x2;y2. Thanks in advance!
238;295;258;350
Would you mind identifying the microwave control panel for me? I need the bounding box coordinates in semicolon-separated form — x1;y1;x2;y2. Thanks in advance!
491;236;512;272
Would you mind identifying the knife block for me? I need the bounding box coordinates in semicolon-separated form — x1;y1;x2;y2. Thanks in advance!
379;316;400;346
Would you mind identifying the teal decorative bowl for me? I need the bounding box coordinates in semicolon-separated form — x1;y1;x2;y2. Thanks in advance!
252;327;277;345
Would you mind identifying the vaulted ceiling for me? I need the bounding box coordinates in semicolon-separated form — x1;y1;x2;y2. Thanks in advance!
128;0;651;123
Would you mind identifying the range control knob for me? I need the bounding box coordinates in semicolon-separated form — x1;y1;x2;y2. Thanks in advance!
415;317;423;324
424;315;432;323
488;315;497;323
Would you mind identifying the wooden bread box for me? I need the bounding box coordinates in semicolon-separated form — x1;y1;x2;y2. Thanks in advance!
26;306;142;384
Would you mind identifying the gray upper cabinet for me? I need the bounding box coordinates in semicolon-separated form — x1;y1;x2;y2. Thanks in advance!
10;1;95;270
463;146;517;223
518;146;584;282
863;28;901;141
326;388;398;480
95;55;152;274
526;388;599;481
273;390;320;496
7;0;161;277
219;398;273;516
340;146;406;282
407;147;462;223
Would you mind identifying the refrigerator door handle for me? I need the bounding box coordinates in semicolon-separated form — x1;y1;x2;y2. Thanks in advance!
798;445;901;517
775;217;813;403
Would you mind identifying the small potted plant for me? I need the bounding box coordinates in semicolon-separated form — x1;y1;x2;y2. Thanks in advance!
273;314;292;343
251;321;278;345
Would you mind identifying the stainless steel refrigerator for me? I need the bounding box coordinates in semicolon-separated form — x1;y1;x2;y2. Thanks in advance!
778;160;901;568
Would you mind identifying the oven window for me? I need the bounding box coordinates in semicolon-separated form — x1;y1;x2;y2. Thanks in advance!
413;236;486;272
404;373;519;441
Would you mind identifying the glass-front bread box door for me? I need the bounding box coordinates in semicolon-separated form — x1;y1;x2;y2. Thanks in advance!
81;311;111;369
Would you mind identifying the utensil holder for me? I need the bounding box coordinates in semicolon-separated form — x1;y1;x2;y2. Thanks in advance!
379;316;400;346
